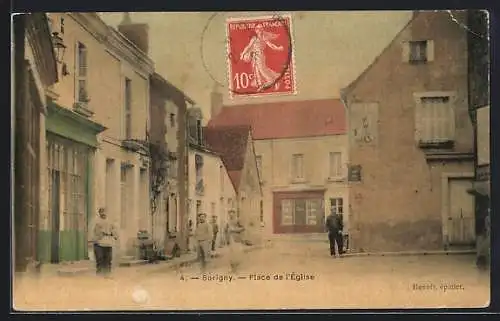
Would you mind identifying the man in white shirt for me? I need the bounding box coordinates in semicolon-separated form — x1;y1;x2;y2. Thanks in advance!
91;208;118;276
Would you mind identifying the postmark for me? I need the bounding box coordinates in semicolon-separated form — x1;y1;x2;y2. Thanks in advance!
225;14;297;98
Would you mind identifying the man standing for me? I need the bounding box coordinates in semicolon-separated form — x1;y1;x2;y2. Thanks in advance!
325;208;344;257
92;208;118;276
211;215;219;251
194;213;213;270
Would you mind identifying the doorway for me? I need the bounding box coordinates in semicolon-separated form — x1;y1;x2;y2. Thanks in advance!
447;178;475;245
50;170;61;263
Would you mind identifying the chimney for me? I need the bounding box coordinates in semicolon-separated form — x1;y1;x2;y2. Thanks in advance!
118;12;149;55
210;83;223;119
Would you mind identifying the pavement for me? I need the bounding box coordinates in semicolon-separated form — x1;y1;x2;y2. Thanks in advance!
13;240;490;311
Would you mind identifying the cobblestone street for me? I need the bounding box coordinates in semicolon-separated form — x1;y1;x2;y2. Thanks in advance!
13;242;490;311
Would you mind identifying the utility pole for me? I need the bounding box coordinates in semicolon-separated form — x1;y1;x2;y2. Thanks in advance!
13;14;29;273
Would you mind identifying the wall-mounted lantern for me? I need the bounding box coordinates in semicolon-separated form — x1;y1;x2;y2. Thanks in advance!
51;31;70;76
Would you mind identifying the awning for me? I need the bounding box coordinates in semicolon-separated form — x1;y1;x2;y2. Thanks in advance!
467;181;490;197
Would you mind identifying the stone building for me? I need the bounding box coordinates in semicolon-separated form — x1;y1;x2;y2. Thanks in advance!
186;108;237;245
149;72;192;253
465;10;490;265
341;11;475;252
39;13;154;263
13;13;59;272
208;98;348;241
204;125;263;244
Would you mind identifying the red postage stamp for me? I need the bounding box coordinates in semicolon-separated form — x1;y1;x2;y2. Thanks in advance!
226;14;297;98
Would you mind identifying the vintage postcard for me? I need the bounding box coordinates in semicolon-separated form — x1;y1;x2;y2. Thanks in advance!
12;10;490;311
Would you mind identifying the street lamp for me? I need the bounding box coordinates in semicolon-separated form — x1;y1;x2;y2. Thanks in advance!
51;31;66;63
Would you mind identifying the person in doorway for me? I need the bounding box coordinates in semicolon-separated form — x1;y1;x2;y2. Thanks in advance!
92;207;118;276
227;210;245;273
211;215;219;252
194;213;212;271
325;208;344;257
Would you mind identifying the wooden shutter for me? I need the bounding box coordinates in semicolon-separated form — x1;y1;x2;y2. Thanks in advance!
426;40;435;62
401;41;410;62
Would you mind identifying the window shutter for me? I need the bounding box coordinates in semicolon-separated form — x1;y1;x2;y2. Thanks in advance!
74;41;78;102
448;100;456;140
426;40;435;62
402;41;410;62
414;100;423;142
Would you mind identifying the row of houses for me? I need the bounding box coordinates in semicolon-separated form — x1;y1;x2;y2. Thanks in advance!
207;10;490;255
12;12;263;272
13;10;489;272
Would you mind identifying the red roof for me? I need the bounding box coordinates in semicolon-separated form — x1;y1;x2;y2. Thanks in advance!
203;125;251;191
207;99;346;140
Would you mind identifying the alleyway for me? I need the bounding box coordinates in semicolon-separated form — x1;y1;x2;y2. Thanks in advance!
13;242;490;311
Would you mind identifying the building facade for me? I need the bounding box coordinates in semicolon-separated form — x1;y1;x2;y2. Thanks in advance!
342;11;475;252
13;13;59;272
186;108;237;245
466;10;490;263
149;72;191;253
204;125;263;244
208;99;348;241
40;13;154;263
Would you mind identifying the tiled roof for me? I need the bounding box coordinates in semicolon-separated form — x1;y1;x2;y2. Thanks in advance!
203;125;251;191
207;99;346;140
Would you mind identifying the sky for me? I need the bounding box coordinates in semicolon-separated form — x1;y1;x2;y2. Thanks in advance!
100;11;413;119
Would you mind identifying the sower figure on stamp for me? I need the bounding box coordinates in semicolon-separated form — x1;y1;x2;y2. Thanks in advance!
194;213;213;271
227;209;245;273
211;215;219;252
92;208;118;276
325;208;344;257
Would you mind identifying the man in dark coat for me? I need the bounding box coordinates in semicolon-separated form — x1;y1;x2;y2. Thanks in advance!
325;208;344;257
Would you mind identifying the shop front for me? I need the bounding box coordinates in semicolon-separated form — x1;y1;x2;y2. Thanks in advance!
38;102;105;263
273;190;326;234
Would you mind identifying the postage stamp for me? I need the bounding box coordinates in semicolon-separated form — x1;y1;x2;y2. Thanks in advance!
225;14;297;99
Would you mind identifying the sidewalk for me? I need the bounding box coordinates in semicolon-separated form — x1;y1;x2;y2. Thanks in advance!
36;244;264;277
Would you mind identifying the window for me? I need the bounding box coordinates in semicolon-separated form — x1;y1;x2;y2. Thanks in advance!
281;199;294;225
329;152;342;179
47;135;90;261
170;113;176;128
259;200;264;223
415;94;455;146
220;165;225;193
196;119;203;145
280;198;323;226
124;78;132;139
410;41;427;63
120;164;131;228
76;42;88;104
211;202;216;218
255;155;263;179
195;154;204;195
306;199;322;225
403;40;434;64
169;159;177;178
330;198;344;216
291;154;304;181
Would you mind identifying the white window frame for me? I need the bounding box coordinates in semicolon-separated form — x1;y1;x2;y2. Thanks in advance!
402;40;435;63
413;91;456;145
291;153;305;182
328;151;343;180
75;42;89;105
123;77;132;140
